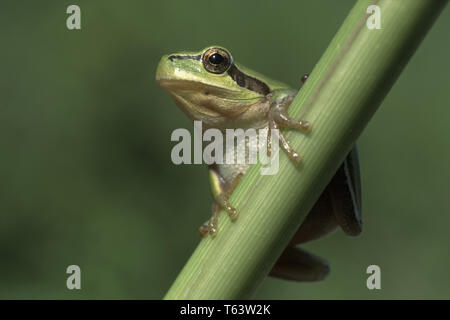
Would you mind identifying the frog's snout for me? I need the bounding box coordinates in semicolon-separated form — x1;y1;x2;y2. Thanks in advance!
155;55;172;82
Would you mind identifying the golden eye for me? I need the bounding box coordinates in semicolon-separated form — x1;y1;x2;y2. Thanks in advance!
202;48;231;74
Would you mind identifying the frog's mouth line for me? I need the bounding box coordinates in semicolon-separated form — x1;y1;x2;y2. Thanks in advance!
156;79;263;102
161;84;262;122
157;78;234;92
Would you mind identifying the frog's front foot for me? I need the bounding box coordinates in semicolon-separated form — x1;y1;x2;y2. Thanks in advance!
268;94;311;164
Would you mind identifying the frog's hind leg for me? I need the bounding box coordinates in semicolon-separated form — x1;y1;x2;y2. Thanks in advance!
199;166;242;237
270;149;362;281
269;246;329;282
331;147;362;236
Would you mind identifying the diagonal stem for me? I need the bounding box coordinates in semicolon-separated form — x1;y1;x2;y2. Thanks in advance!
164;0;447;299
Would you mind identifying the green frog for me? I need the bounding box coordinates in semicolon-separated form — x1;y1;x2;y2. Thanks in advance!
156;46;362;282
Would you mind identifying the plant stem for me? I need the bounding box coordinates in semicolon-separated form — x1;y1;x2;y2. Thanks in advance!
164;0;447;299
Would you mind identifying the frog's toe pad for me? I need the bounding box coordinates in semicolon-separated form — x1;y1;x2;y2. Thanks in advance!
199;221;218;237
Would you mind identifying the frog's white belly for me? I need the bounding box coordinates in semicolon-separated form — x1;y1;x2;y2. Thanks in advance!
217;133;261;184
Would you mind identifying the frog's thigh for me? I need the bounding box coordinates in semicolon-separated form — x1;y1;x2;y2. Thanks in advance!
269;246;329;282
209;167;226;200
329;147;362;236
290;187;339;245
290;147;362;244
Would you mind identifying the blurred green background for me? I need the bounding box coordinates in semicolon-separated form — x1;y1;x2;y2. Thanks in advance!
0;0;449;299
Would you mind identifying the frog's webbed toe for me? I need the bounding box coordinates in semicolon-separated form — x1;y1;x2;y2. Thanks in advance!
270;246;329;282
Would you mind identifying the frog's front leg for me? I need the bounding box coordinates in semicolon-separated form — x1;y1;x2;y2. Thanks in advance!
199;167;242;237
268;91;311;163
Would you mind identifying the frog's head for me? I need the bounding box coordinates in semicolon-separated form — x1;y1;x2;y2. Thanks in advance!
156;46;271;127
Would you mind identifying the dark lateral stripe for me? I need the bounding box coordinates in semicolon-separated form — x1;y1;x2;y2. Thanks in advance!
227;64;270;95
168;54;201;62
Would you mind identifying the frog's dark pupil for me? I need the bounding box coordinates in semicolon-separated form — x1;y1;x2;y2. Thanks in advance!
209;53;224;65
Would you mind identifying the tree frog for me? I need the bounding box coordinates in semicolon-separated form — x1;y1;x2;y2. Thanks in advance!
156;46;362;282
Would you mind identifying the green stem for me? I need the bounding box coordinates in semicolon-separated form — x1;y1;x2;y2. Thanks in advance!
165;0;447;299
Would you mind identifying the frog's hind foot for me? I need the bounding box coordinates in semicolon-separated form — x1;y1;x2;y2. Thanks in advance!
200;172;243;237
199;197;238;237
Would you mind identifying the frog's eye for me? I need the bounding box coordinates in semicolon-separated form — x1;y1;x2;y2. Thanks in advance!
202;48;231;74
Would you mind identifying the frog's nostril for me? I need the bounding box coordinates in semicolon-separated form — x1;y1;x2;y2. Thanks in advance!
168;55;176;62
